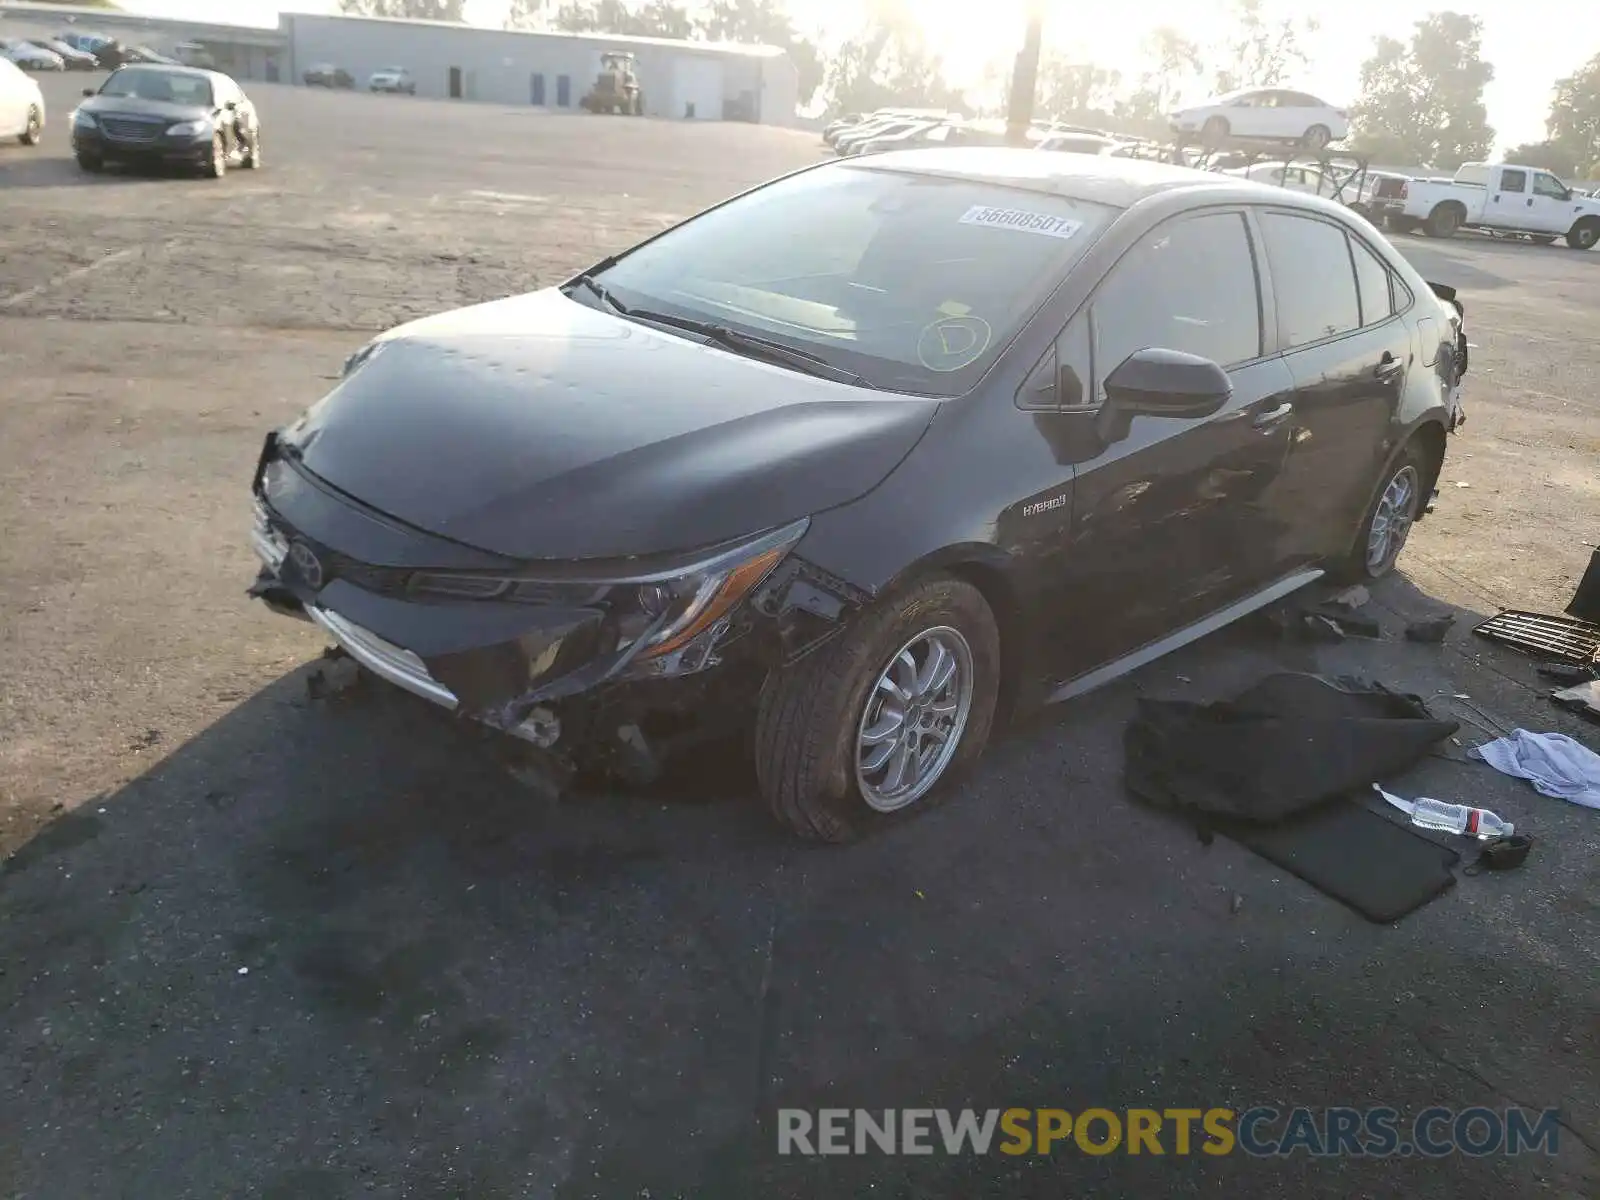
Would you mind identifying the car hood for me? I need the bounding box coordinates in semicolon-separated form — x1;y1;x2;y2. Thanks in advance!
78;94;209;120
281;288;941;561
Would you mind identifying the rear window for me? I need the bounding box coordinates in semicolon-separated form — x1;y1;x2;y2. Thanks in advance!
592;164;1119;396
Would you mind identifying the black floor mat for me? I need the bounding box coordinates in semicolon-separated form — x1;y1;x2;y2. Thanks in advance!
1221;801;1460;923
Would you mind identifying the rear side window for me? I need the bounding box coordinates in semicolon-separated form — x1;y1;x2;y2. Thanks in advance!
1258;212;1360;349
1499;169;1527;192
1090;211;1263;391
1349;237;1394;326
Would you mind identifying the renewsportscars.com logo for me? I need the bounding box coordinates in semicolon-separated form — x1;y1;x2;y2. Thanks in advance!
777;1107;1564;1158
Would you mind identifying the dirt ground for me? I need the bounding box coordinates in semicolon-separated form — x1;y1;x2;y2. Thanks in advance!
0;79;1596;1198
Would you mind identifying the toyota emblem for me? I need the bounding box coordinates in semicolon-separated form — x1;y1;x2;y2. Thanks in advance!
287;540;325;590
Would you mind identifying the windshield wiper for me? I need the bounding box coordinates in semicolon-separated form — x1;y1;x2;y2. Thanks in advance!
621;308;876;388
566;271;624;314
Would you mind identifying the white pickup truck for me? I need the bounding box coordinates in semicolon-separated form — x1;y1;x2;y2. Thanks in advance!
1393;162;1600;249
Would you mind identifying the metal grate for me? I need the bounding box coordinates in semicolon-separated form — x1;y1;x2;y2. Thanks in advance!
100;116;163;143
1473;609;1600;666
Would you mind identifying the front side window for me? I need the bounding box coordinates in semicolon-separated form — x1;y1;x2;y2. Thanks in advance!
590;164;1119;396
1090;211;1263;397
100;67;213;107
1258;212;1360;349
1533;172;1570;200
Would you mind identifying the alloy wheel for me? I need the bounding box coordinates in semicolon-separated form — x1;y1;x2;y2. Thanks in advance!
855;626;975;812
1366;464;1420;573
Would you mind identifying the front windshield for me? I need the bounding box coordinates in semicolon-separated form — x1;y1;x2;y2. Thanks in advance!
590;163;1118;396
100;67;213;106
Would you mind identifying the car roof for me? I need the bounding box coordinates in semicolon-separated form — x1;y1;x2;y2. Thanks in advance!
845;147;1245;208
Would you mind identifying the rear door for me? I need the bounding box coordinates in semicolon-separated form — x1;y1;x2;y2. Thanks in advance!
1483;167;1532;229
1254;208;1412;563
1038;208;1299;682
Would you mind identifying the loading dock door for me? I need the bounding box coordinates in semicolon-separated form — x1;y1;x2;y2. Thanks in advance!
670;58;723;120
556;74;571;107
531;72;545;105
449;66;462;99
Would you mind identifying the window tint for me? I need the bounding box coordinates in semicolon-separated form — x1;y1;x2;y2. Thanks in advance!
1091;212;1262;393
1533;173;1569;199
1259;212;1360;348
1350;237;1393;326
1499;169;1527;192
1057;313;1092;410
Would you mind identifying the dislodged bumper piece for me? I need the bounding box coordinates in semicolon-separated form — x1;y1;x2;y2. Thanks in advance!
250;434;812;743
306;603;561;747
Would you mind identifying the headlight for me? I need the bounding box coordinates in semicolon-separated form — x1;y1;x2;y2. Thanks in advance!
406;518;809;667
166;119;210;137
72;109;96;127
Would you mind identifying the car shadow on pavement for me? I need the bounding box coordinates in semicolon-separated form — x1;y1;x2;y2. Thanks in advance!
1;572;1595;1198
0;155;148;188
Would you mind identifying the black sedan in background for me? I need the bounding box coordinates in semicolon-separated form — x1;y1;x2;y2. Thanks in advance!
71;64;261;176
248;149;1468;841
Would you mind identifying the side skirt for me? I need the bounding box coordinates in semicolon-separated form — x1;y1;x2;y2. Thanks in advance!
1046;568;1324;705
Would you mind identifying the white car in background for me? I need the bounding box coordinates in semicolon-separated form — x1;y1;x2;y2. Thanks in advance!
1170;87;1349;150
1224;159;1344;196
0;39;65;71
368;66;416;94
1036;132;1124;155
0;56;45;145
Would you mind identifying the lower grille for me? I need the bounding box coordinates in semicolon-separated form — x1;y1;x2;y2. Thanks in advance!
100;116;164;143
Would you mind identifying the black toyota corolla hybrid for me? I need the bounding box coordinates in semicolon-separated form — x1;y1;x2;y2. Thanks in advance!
250;148;1468;841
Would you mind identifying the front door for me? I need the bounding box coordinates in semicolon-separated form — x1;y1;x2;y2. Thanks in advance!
1530;171;1580;234
556;74;571;107
1254;210;1411;563
1041;209;1297;684
530;72;545;105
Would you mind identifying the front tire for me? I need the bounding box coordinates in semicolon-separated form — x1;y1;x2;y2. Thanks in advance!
243;130;262;169
754;576;1000;842
1200;115;1229;147
1567;219;1599;250
204;133;227;178
20;105;42;145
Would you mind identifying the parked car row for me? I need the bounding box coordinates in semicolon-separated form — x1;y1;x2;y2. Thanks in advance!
823;109;1159;160
302;62;415;93
1;32;179;72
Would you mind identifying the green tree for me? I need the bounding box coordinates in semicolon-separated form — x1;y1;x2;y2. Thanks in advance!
699;0;824;105
337;0;467;18
1036;57;1122;120
1349;12;1494;169
1547;53;1600;175
553;0;694;38
1207;0;1318;93
1113;26;1202;139
822;1;962;116
1502;140;1580;175
505;0;544;28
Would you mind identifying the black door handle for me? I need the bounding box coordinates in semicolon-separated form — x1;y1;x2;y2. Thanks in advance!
1374;353;1404;381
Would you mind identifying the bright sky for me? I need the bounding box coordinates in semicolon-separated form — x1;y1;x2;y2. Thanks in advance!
128;0;1588;148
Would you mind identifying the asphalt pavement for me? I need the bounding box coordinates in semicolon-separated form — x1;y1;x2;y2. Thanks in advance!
0;78;1596;1198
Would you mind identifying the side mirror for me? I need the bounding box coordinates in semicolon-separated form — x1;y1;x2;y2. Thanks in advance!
83;87;95;97
225;100;238;110
1103;348;1231;419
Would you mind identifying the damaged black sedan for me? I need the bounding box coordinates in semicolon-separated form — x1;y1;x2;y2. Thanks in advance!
250;148;1468;841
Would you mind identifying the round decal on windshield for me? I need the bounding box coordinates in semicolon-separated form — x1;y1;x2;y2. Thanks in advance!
917;315;993;372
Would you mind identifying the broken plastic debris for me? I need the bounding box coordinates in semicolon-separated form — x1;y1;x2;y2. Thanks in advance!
237;967;249;976
1455;481;1471;488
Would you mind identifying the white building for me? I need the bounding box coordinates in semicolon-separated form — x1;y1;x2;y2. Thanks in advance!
0;1;799;124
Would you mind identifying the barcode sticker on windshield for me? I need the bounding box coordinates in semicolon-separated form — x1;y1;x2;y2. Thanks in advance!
959;206;1083;239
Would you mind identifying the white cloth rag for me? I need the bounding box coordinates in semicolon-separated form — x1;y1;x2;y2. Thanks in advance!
1470;730;1600;810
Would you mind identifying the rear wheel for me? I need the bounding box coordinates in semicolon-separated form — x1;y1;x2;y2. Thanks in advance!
1567;219;1600;250
1301;123;1332;151
1200;115;1230;147
1332;442;1434;582
1425;203;1463;238
20;105;42;145
754;576;1000;842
